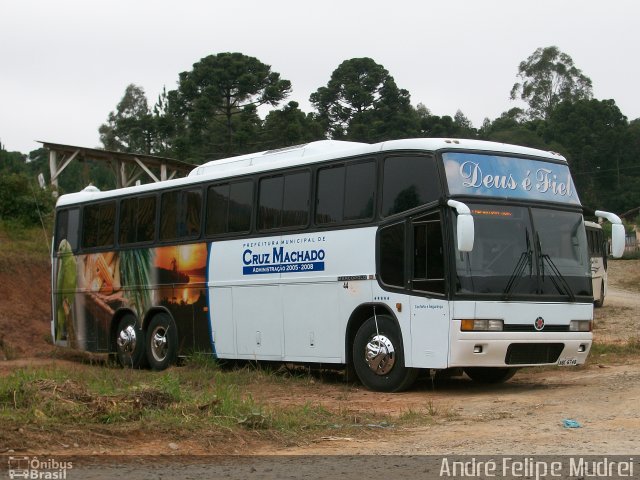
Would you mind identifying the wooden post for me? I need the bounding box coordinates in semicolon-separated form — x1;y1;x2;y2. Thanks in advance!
49;149;59;196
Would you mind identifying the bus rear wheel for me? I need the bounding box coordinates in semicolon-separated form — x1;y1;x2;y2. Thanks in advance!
352;315;417;392
464;367;518;384
146;313;178;371
115;313;146;369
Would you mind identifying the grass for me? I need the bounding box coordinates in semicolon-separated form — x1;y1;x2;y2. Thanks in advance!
589;338;640;357
0;220;51;264
0;357;413;452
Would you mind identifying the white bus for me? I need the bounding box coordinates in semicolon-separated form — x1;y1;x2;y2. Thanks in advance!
51;139;626;391
585;221;608;307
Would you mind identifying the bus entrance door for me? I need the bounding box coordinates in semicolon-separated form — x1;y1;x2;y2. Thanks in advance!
408;214;450;368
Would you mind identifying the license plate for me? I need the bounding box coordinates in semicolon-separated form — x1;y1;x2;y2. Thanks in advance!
557;357;578;366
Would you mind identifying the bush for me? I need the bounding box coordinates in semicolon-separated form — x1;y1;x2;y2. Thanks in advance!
0;173;54;226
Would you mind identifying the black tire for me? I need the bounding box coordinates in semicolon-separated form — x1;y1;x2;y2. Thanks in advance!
352;315;417;392
145;313;178;371
464;367;518;384
594;283;605;308
114;313;146;369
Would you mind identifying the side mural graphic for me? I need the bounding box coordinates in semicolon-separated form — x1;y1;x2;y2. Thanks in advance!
53;243;210;354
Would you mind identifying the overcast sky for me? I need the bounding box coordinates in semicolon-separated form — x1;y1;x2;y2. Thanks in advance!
1;0;639;155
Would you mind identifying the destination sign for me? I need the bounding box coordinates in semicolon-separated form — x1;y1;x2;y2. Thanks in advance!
443;152;581;205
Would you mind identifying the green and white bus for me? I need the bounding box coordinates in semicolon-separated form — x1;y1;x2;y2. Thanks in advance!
52;138;625;391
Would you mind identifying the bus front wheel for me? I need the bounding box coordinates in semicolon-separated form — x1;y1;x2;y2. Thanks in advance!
352;315;417;392
115;313;146;369
146;313;178;371
464;367;518;384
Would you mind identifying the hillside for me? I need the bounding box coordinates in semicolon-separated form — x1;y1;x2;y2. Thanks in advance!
0;225;53;359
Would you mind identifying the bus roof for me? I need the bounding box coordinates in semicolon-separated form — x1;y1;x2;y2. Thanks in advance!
55;138;567;208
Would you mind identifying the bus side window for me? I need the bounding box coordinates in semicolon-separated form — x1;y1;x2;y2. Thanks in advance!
160;189;202;241
119;196;156;245
82;201;116;249
379;222;405;288
55;207;79;253
206;180;253;235
258;171;310;231
316;160;375;225
382;156;440;217
316;166;345;224
412;214;445;294
344;161;375;221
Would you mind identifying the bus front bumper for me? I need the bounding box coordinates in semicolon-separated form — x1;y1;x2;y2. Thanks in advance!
448;327;592;368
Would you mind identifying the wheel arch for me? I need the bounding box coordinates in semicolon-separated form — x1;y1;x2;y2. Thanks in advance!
345;303;400;367
142;306;175;332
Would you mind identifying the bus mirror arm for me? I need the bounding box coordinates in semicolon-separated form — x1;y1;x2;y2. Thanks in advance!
595;210;625;258
448;200;475;252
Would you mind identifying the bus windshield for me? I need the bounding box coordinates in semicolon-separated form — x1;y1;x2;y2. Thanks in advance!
454;204;591;299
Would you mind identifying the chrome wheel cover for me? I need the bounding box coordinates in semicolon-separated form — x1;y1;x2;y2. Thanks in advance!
150;326;168;362
364;334;396;375
117;325;137;354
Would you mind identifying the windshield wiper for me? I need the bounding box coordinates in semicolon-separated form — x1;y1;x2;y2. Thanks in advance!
503;230;532;300
536;232;576;302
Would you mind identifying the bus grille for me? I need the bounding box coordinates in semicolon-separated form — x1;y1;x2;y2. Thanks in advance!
505;343;565;365
503;324;570;332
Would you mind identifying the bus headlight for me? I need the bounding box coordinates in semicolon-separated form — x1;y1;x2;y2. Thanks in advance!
460;319;504;331
569;320;592;332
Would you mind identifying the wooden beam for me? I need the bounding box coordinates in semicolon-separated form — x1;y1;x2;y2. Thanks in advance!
133;156;159;182
51;149;80;181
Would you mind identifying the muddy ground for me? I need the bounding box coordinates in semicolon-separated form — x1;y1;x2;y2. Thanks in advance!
0;259;638;460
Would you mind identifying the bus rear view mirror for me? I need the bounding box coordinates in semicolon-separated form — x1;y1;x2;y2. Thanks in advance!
595;210;625;259
610;223;625;258
448;200;475;252
457;214;475;252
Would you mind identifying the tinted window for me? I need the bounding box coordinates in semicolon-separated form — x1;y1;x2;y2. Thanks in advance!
316;166;344;224
316;160;375;225
206;185;229;235
382;156;440;217
119;196;156;245
228;181;253;232
206;180;253;235
282;172;310;227
55;208;79;253
413;213;445;294
82;202;116;249
258;176;283;230
258;171;310;230
379;222;405;287
160;189;202;240
344;161;375;221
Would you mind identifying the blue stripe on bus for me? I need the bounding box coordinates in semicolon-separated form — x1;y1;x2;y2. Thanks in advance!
242;262;325;275
206;242;216;357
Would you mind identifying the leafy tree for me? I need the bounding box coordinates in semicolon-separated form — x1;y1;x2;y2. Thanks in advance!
0;147;54;225
261;101;324;149
310;57;418;141
544;99;629;209
99;84;154;154
510;46;593;120
453;110;476;137
169;52;291;160
415;104;475;139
